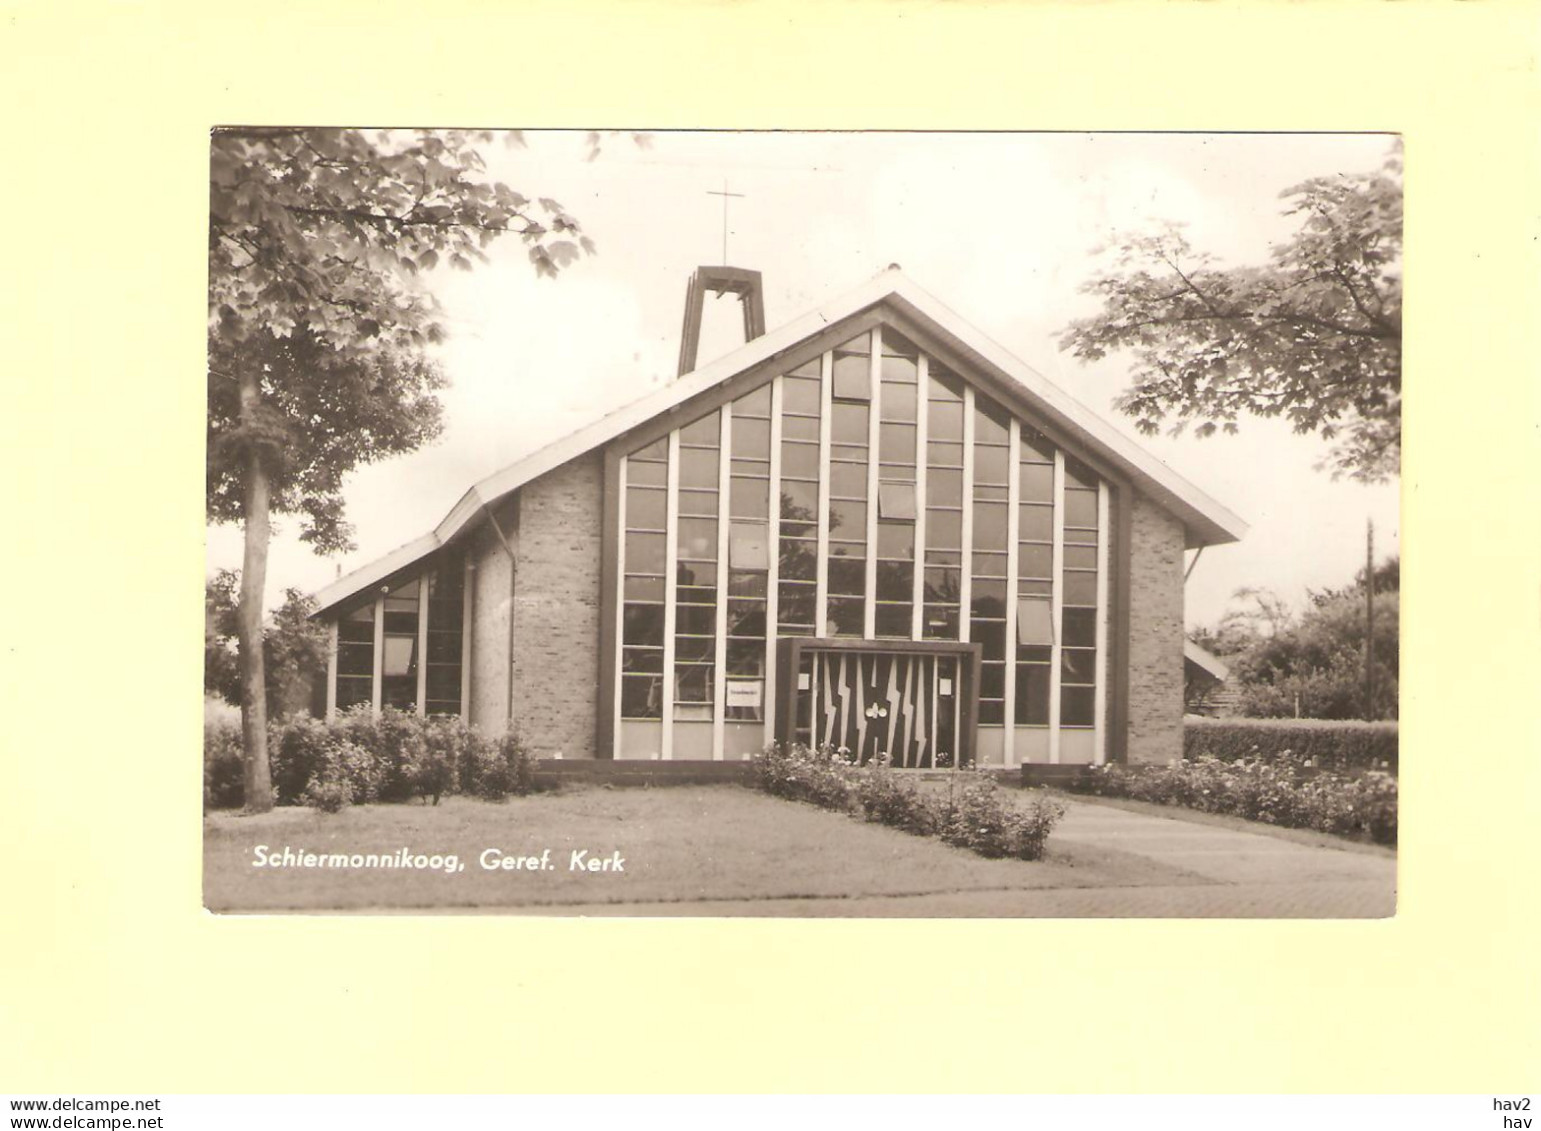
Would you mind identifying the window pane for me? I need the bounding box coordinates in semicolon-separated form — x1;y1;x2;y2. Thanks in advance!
828;555;865;596
876;560;913;600
1019;542;1053;579
830;461;866;499
928;400;963;441
874;603;911;638
623;604;664;646
829;500;866;537
783;414;819;441
876;521;915;560
1019;461;1053;501
622;647;663;673
382;635;416;678
338;642;373;677
827;597;864;636
736;384;771;418
1061;685;1096;727
927;468;962;506
781;441;819;480
679;446;718;489
624;575;664;602
1061;647;1097;684
728;523;769;570
877;482;917;521
924;567;961;601
730;476;769;519
782;375;821;414
832;355;870;400
832;401;869;444
975;444;1009;485
627;458;666;487
927;439;963;467
926;508;961;549
676;524;715;568
1019;504;1053;542
1018;598;1053;646
679;411;720;447
923;605;959;639
627;485;666;529
1020;428;1053;464
1063;606;1096;647
631;436;667;462
973;502;1008;550
880;382;917;420
621;674;664;718
732;415;771;458
1015;663;1050;725
1064;544;1097;569
975;399;1010;444
1065;488;1098;528
779;541;816;580
880;422;916;465
1063;571;1097;606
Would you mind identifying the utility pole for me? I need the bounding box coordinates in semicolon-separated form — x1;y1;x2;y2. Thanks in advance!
1364;517;1375;721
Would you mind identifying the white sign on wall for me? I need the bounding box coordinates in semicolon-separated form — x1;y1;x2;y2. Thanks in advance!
726;681;763;709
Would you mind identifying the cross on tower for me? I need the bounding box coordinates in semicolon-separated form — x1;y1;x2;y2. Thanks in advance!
706;179;745;265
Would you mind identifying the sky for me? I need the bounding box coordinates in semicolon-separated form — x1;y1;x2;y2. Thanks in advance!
206;130;1401;630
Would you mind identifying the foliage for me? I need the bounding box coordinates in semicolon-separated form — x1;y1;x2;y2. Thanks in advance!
1185;717;1398;774
935;777;1065;861
1061;154;1402;482
207;706;534;812
208;128;592;551
1068;755;1397;846
1189;556;1399;720
464;732;537;802
749;744;1065;861
205;570;329;718
202;708;245;810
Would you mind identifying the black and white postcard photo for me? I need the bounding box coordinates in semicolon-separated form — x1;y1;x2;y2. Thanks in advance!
205;129;1400;916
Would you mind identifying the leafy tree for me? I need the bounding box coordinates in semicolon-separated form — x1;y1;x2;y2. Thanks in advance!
1191;557;1400;720
208;128;591;811
1061;154;1402;482
205;570;330;719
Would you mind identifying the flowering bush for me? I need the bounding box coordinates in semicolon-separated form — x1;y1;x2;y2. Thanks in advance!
750;744;1065;861
207;708;534;811
1068;754;1397;846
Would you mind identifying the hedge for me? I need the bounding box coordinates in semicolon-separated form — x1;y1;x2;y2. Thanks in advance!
1185;717;1397;774
203;706;535;812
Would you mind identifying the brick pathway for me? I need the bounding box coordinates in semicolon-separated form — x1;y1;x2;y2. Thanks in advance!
536;798;1396;919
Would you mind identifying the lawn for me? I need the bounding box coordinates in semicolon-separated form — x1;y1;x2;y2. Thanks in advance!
204;784;1196;913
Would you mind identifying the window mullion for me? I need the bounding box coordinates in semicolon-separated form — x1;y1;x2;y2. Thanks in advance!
370;594;385;715
415;570;431;717
815;350;832;636
765;377;783;747
959;386;975;644
713;404;732;761
1094;480;1110;765
1003;418;1021;767
661;431;680;760
612;456;628;755
461;557;474;722
864;328;881;639
1048;448;1065;763
911;354;928;641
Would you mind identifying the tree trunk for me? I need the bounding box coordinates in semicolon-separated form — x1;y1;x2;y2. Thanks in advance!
238;365;274;813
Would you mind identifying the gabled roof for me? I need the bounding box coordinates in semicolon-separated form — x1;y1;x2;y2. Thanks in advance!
1184;640;1232;682
313;266;1247;616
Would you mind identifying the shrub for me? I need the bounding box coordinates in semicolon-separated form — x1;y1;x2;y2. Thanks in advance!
750;744;1065;861
852;759;937;834
936;777;1065;860
750;743;855;811
1185;717;1397;774
1070;755;1397;846
202;710;245;811
464;732;536;801
270;715;340;805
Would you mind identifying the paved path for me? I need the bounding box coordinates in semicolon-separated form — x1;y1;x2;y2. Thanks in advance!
533;799;1397;919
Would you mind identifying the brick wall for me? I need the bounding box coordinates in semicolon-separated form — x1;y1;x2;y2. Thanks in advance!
509;453;604;758
1125;491;1186;764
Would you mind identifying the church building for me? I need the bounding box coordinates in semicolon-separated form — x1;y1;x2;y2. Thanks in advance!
310;266;1245;768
